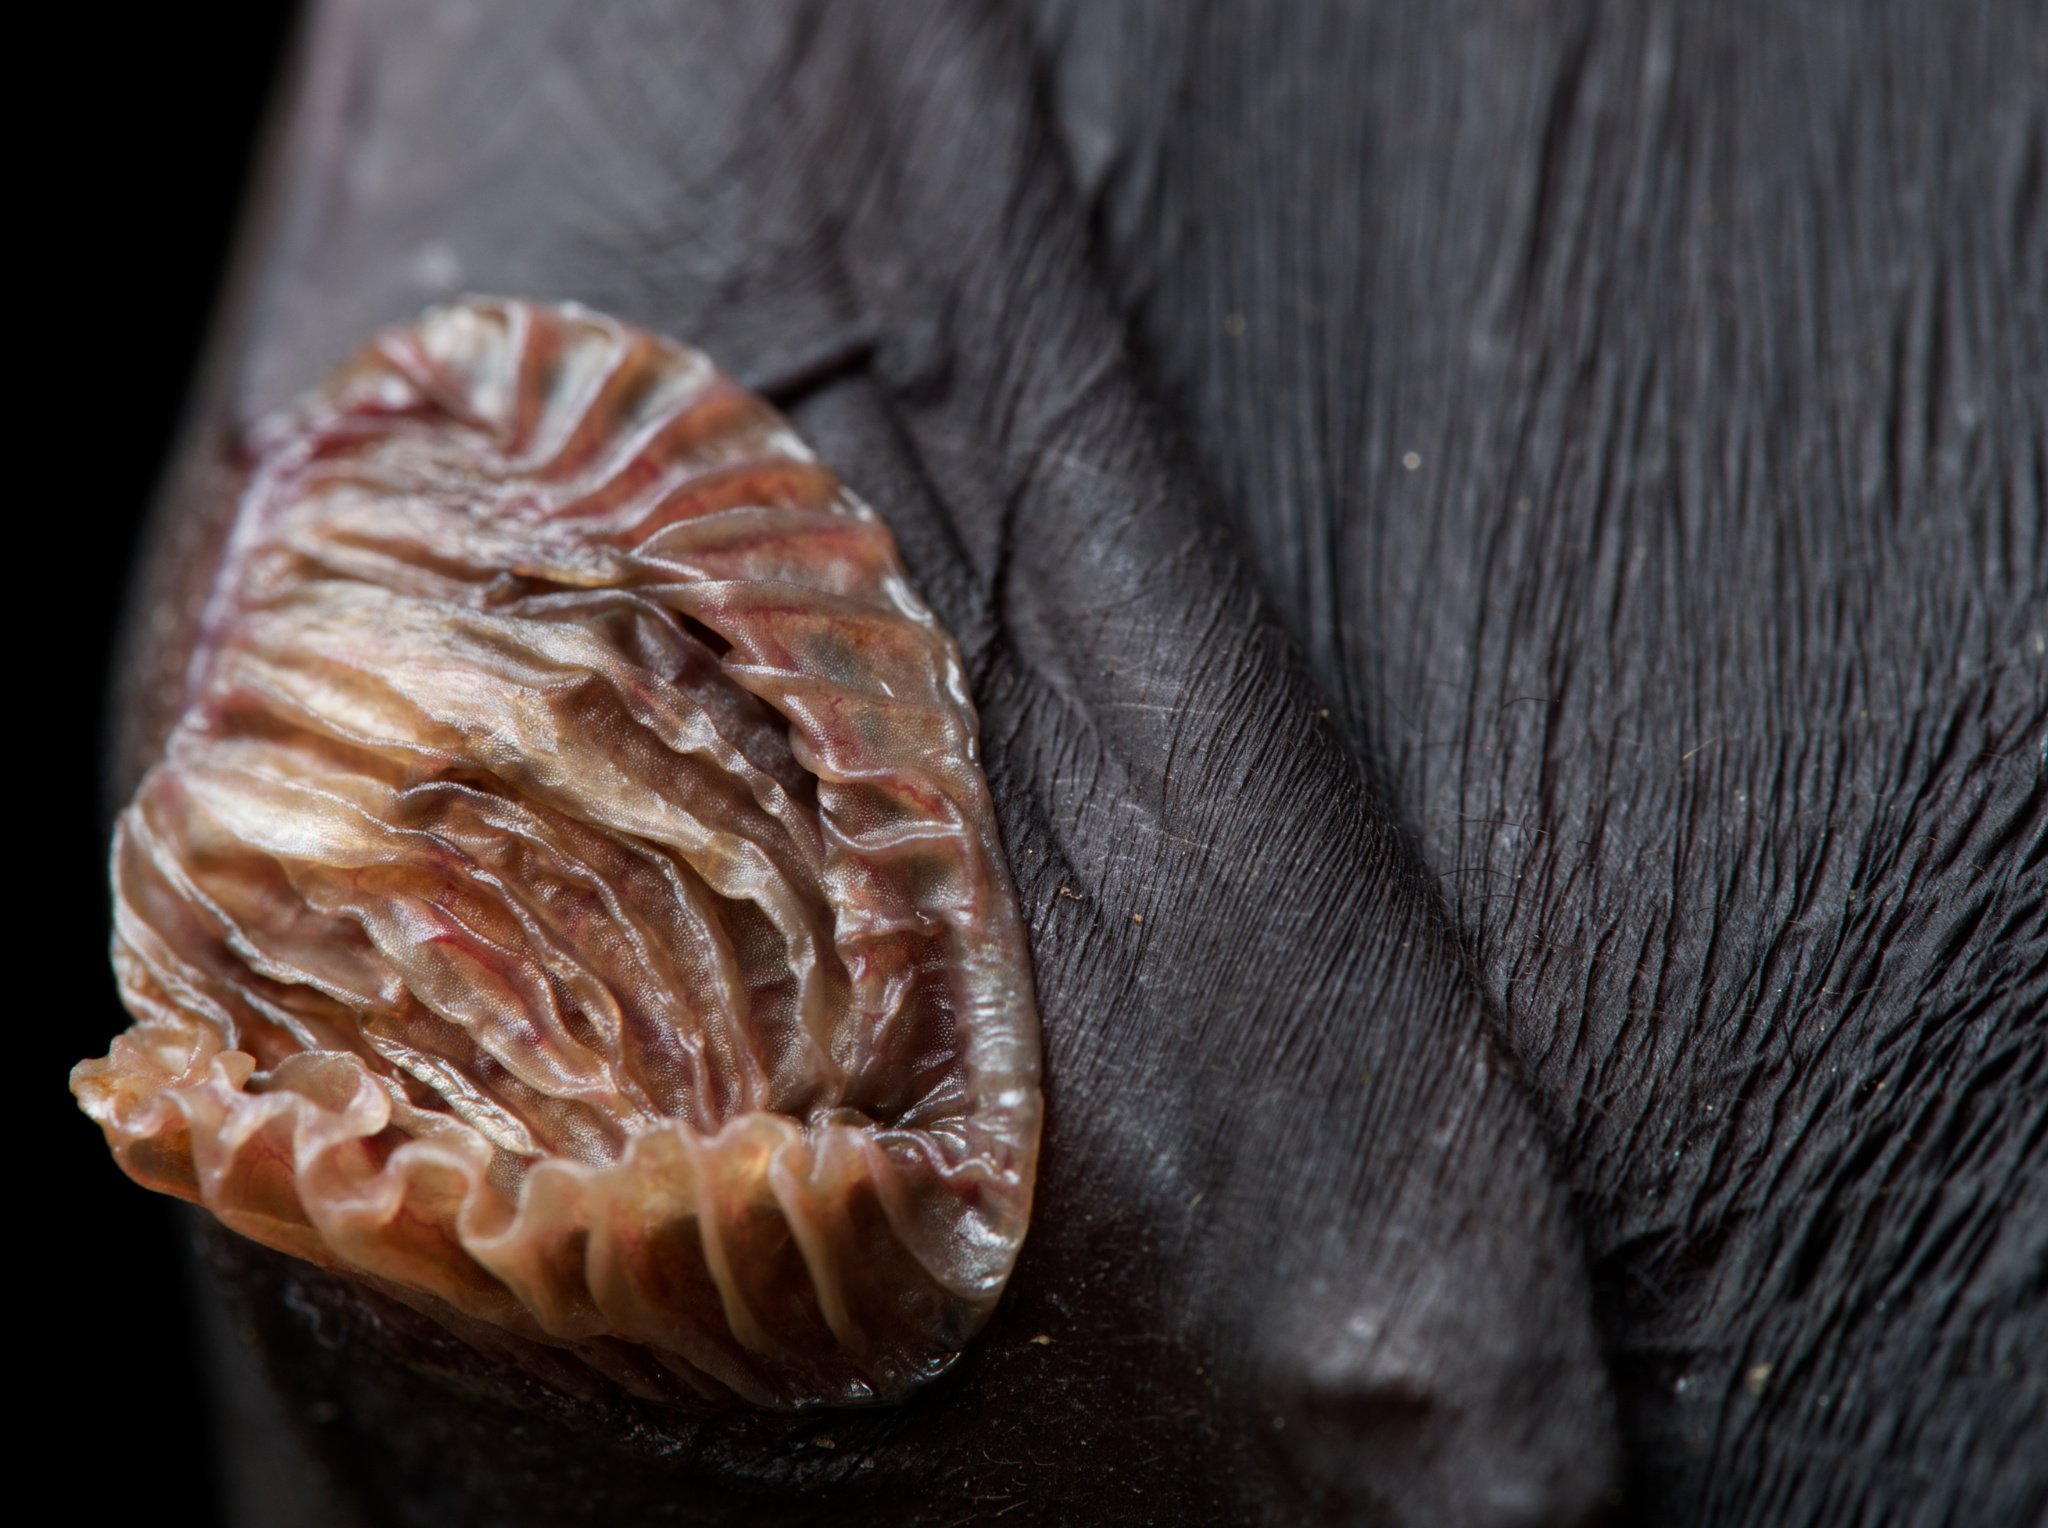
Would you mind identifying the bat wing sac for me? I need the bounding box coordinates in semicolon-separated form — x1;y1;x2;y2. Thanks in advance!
74;298;1042;1408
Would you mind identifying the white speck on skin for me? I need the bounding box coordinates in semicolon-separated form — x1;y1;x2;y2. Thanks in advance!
407;239;465;291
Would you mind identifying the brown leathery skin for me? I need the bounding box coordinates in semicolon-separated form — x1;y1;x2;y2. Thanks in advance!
92;0;2048;1520
101;2;1625;1523
1030;3;2047;1524
98;0;2042;1520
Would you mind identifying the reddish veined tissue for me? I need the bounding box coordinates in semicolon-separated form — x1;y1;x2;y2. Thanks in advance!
74;298;1042;1407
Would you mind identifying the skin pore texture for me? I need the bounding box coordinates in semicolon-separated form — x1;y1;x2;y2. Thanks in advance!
92;2;2042;1526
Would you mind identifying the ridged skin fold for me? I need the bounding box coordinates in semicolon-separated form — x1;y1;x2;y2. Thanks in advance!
75;298;1041;1407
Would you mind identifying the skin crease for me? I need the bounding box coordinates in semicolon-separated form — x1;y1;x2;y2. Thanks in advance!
1024;3;2046;1523
102;2;2041;1526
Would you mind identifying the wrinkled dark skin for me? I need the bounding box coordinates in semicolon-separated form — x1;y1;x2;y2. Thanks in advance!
112;2;2044;1525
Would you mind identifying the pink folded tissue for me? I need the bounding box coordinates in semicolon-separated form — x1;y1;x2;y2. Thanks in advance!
74;298;1042;1408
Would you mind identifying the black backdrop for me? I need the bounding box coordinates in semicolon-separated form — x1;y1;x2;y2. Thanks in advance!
46;13;298;1523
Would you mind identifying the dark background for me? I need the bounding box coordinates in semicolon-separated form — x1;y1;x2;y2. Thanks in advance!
47;12;299;1520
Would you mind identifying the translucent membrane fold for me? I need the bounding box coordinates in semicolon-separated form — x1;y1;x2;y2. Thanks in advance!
75;298;1041;1407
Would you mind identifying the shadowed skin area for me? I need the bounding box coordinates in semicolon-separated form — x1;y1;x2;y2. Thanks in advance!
100;2;2041;1526
1026;4;2046;1522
